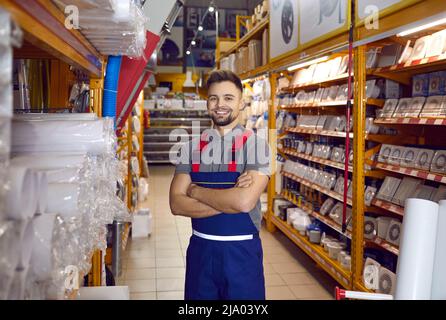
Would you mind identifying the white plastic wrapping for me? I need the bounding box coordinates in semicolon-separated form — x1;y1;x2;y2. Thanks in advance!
4;164;38;219
395;198;439;300
11;119;114;155
54;0;147;57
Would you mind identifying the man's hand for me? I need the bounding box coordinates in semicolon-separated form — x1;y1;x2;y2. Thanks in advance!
187;183;198;198
235;172;253;188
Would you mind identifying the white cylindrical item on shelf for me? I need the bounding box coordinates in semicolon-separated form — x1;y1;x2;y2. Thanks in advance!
31;213;56;281
17;219;34;270
46;183;79;216
14;113;97;121
432;200;446;299
0;220;21;299
6;268;28;300
45;167;79;183
132;116;141;133
395;198;439;300
35;170;48;214
11;120;108;155
132;134;140;152
5;165;37;219
131;156;140;175
11;154;87;169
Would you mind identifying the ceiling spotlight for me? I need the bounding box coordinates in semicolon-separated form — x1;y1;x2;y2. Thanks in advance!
209;6;215;13
198;25;203;31
186;50;191;55
191;40;196;46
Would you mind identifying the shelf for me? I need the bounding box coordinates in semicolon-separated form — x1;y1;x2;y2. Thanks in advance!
238;63;271;80
152;118;211;121
371;53;446;75
375;162;446;184
367;237;399;256
4;1;103;76
280;148;353;173
371;199;404;217
282;171;353;206
218;17;269;62
280;98;385;109
374;117;446;126
284;73;349;91
285;127;353;139
281;190;352;239
270;215;351;289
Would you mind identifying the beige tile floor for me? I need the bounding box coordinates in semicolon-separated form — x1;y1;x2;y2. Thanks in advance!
118;165;337;300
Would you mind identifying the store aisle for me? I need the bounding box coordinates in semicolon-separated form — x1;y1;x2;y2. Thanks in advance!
118;166;337;300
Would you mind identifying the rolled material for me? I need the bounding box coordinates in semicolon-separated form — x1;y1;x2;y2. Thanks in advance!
11;154;87;169
14;113;98;121
432;200;446;299
46;183;80;216
17;220;35;270
5;165;38;219
31;213;56;281
35;171;48;214
103;55;122;120
11;119;109;155
395;198;439;300
0;220;21;299
7;268;28;300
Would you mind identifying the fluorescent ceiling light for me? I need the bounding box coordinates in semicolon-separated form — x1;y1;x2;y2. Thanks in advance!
287;56;330;72
397;17;446;37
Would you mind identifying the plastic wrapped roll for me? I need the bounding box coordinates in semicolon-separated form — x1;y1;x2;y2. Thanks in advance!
11;119;111;155
31;213;56;281
432;200;446;299
5;165;38;219
0;220;20;298
46;183;80;217
395;198;439;300
11;154;87;169
7;268;28;300
132;116;141;133
16;220;34;270
35;171;48;214
13;113;98;121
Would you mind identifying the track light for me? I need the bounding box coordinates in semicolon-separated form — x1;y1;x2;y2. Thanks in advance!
397;17;446;37
209;6;215;13
186;50;191;55
191;40;196;46
198;25;203;31
287;56;330;72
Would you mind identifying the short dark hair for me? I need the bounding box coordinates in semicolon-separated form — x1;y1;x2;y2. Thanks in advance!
206;70;243;93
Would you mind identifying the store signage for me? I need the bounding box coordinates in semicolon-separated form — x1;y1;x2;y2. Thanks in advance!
269;0;299;60
357;0;405;20
299;0;349;46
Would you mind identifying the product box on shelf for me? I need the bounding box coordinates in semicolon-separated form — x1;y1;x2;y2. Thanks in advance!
420;95;446;118
412;74;430;97
428;71;446;96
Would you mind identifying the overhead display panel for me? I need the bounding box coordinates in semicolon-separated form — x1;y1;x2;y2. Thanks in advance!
269;0;299;61
356;0;422;25
299;0;349;49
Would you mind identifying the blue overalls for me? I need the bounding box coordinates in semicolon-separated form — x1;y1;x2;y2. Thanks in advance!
184;131;266;300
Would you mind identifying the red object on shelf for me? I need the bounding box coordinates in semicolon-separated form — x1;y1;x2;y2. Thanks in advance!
116;31;159;132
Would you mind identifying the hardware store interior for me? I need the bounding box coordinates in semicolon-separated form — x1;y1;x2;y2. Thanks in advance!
1;0;446;301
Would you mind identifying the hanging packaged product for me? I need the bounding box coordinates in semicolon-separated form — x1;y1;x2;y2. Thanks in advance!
412;74;430;97
391;177;422;206
400;147;420;168
430;150;446;174
419;96;446;118
376;176;402;202
414;148;435;170
364;216;377;240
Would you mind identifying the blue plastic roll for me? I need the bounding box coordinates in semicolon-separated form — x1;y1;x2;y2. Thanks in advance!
102;55;122;120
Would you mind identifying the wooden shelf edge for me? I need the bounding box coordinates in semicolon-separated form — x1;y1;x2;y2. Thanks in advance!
270;215;351;289
280;148;353;173
375;162;446;185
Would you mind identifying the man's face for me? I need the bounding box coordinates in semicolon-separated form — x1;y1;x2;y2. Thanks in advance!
207;81;243;127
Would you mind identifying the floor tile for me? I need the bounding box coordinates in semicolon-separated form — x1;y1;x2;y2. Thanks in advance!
127;258;156;269
289;284;334;300
156;278;185;292
130;292;157;300
271;262;307;274
266;286;296;300
126;279;156;293
280;273;317;286
157;291;184;300
156;268;185;279
125;268;156;280
156;257;185;268
265;274;286;286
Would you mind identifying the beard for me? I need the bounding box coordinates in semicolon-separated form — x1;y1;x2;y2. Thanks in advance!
210;109;237;126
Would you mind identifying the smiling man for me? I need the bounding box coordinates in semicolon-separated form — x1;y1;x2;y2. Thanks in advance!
169;70;271;300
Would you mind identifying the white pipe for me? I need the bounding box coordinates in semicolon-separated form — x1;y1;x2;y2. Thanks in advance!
5;165;38;219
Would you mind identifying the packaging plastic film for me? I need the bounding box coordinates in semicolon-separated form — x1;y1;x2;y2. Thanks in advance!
11;119;114;155
395;199;439;300
432;200;446;299
0;220;21;299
